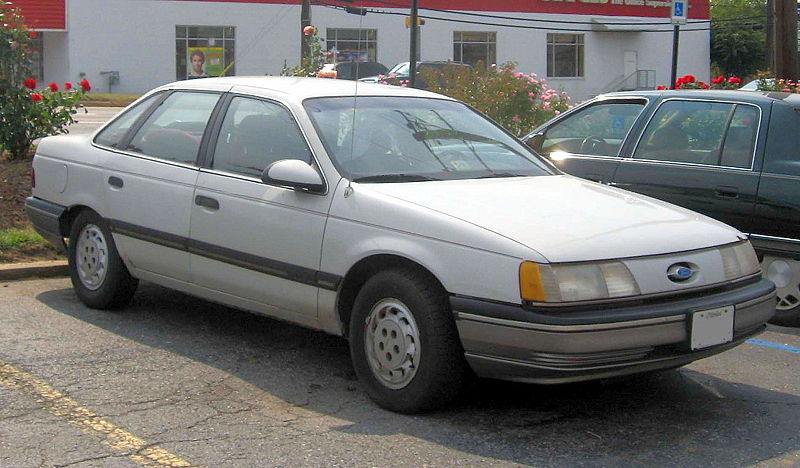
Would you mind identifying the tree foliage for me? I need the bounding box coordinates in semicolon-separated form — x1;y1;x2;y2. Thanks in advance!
710;0;767;78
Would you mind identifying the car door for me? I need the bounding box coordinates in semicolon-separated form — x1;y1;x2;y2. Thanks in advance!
611;98;764;234
189;91;333;323
752;100;800;245
100;89;224;283
527;97;649;184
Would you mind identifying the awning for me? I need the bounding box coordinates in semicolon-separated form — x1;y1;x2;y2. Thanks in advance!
12;0;66;31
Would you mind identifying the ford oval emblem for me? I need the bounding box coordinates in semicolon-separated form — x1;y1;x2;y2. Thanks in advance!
667;263;695;282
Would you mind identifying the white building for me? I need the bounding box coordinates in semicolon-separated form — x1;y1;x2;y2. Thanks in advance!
19;0;711;101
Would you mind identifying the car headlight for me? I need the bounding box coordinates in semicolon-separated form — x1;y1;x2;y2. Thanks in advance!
719;241;760;280
520;260;640;303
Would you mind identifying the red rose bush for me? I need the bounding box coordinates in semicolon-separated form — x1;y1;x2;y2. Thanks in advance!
1;0;90;159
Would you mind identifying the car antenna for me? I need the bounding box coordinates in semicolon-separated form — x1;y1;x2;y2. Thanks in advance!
344;10;366;198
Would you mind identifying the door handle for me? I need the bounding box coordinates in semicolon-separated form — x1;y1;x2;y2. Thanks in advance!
195;195;219;210
108;176;123;188
715;186;739;198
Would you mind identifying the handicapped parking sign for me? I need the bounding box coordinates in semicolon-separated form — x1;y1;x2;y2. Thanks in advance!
672;0;687;24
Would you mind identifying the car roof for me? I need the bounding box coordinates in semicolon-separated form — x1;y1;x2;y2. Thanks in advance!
598;89;800;105
155;76;454;101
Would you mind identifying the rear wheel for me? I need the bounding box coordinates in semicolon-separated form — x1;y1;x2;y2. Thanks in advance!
762;255;800;327
349;269;467;413
68;210;138;309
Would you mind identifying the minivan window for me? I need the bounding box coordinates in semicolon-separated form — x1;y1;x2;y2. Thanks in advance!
126;92;220;165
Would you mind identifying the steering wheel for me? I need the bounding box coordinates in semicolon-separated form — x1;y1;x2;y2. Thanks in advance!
579;136;607;154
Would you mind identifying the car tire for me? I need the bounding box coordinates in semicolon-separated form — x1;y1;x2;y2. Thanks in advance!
68;210;138;309
762;255;800;327
349;268;467;413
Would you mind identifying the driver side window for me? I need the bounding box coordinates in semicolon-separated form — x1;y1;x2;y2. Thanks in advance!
212;97;312;177
541;101;645;157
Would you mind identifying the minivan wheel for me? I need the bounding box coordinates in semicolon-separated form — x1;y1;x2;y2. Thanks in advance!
349;269;467;413
762;255;800;327
68;210;138;309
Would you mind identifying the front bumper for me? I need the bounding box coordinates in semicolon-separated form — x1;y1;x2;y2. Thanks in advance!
452;278;776;384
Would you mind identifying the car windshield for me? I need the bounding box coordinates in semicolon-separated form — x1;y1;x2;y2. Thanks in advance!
304;96;554;182
389;63;409;75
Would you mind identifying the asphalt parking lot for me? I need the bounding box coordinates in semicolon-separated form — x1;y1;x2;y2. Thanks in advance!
1;278;798;467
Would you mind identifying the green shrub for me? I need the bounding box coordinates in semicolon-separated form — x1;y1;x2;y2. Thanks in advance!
417;62;572;136
0;1;89;160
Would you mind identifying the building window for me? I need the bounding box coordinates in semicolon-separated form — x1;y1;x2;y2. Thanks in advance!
28;35;44;82
453;31;496;68
176;25;235;80
547;33;584;78
326;28;377;62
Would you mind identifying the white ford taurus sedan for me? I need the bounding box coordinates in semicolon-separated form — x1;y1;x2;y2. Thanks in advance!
27;77;775;413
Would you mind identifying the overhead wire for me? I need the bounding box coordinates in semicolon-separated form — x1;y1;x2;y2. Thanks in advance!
316;0;766;32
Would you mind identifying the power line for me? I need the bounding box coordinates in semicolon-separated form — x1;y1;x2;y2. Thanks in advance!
316;2;716;32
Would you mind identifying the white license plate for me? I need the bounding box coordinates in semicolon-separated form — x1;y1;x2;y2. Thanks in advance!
690;306;734;350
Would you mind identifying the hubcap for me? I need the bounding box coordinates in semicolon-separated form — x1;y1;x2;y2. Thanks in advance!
763;256;800;311
75;224;108;291
364;299;421;389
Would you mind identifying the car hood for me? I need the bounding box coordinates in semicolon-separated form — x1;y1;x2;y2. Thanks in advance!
361;175;743;263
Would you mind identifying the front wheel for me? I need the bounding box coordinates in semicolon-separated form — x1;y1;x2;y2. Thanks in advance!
68;210;138;309
762;255;800;327
349;269;467;413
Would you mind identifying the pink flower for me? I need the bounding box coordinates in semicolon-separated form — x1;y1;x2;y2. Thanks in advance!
783;88;791;92
303;25;315;36
514;72;523;78
512;115;520;122
554;110;561;115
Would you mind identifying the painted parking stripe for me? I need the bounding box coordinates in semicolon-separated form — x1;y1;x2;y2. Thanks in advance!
0;359;197;467
746;339;800;354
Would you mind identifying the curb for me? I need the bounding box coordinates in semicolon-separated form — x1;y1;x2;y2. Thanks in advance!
0;260;69;281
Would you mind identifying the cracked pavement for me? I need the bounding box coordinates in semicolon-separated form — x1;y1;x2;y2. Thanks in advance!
0;278;798;467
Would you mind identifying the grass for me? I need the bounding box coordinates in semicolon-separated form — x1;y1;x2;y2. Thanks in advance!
0;226;49;250
80;93;141;107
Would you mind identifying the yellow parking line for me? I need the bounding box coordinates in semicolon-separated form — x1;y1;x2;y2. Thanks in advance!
0;359;196;467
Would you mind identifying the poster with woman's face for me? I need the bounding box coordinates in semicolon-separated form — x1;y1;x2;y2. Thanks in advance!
187;47;223;77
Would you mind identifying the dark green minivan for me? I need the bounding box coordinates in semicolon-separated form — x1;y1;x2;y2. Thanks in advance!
525;90;800;326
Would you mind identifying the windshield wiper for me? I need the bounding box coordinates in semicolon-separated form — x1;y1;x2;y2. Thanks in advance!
352;174;439;183
413;129;499;144
476;172;529;179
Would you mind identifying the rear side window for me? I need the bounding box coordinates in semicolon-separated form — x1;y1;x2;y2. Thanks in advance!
126;92;220;165
94;93;161;148
764;103;800;176
634;100;758;168
541;101;646;157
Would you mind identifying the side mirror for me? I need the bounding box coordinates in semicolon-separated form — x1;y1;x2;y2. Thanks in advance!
525;133;545;153
261;159;325;193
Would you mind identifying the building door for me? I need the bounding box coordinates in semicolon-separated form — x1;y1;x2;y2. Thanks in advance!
623;51;637;90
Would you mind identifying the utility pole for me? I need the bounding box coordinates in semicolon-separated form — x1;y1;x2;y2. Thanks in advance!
766;0;775;72
301;0;312;61
773;0;798;79
409;0;419;88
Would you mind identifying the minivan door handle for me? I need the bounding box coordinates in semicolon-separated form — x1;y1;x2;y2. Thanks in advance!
195;195;220;210
715;186;739;198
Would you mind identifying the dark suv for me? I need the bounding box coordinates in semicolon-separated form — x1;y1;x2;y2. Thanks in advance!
524;90;800;326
